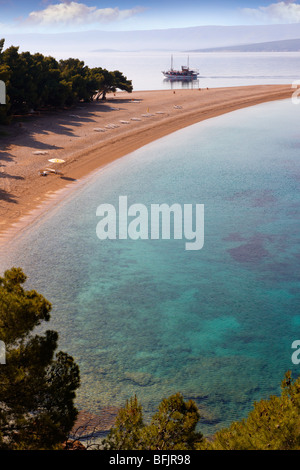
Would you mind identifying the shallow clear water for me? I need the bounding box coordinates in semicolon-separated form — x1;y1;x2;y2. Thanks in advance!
1;99;300;435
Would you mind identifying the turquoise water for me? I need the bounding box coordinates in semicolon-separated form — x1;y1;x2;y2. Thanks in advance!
1;99;300;435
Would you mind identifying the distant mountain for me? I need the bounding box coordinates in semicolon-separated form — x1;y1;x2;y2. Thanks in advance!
189;38;300;52
92;49;121;52
3;24;300;58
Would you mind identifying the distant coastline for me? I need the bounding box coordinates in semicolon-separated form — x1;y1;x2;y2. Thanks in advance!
188;37;300;53
0;85;292;246
4;23;300;56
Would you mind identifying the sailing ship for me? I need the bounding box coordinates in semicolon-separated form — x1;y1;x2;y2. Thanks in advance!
162;56;199;80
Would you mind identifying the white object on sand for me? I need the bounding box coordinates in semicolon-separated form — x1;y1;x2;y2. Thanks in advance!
48;158;65;163
45;168;63;175
105;123;119;129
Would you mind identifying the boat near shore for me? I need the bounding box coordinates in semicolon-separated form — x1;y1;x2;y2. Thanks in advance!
162;56;199;80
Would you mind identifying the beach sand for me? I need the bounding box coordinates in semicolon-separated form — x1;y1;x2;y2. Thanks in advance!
0;85;292;243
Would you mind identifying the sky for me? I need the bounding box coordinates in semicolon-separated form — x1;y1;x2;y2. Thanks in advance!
2;0;300;33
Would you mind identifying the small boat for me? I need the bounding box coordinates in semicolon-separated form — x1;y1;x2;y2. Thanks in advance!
162;55;199;81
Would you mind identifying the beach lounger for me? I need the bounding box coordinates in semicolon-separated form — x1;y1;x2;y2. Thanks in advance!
45;167;61;174
105;124;119;129
39;168;63;176
45;168;63;175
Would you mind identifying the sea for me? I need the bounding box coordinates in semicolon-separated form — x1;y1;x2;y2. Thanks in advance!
1;52;300;437
79;51;300;90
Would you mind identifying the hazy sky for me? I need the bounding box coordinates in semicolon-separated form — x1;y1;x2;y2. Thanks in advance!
2;1;300;32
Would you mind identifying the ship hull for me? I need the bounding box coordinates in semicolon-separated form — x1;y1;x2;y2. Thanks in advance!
163;73;198;80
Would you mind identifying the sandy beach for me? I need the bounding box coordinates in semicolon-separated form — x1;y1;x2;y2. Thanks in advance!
0;84;292;243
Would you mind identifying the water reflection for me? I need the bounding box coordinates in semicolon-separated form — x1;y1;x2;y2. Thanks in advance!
163;78;200;89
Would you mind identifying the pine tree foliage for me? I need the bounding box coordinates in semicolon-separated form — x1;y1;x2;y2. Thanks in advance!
0;39;133;123
103;393;203;450
199;372;300;450
0;267;80;450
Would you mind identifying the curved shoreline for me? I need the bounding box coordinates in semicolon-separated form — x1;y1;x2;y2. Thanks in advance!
0;85;293;246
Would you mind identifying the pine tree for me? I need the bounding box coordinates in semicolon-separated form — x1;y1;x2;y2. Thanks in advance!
200;372;300;450
103;393;203;450
141;393;203;450
103;396;144;450
0;267;80;450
